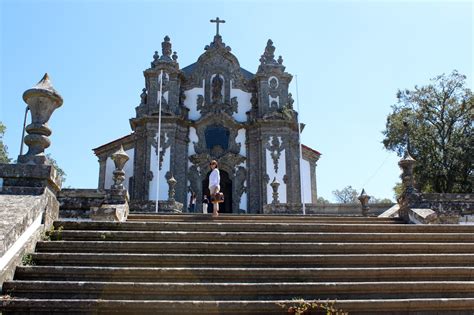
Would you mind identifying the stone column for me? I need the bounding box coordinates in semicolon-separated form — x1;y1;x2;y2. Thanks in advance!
309;161;317;203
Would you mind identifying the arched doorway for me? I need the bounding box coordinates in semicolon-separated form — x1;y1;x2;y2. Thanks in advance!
202;170;233;213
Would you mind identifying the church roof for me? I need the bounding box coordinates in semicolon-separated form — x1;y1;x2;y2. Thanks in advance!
92;133;134;155
181;62;254;80
302;144;321;156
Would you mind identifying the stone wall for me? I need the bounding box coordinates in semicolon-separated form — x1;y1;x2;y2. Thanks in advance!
263;203;394;216
0;188;59;287
58;188;130;221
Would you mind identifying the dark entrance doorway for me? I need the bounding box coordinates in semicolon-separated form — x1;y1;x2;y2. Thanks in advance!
202;170;233;213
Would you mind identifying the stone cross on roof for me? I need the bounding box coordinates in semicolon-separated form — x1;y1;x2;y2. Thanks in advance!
210;17;225;36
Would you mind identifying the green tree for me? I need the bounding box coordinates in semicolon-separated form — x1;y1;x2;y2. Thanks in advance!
369;197;393;204
316;196;330;204
46;153;67;183
383;70;473;193
0;121;11;163
332;185;359;204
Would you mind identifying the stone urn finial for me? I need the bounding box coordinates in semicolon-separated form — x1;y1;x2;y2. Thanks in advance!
111;146;129;190
18;73;63;165
398;154;416;194
358;188;371;216
270;177;280;204
167;174;177;202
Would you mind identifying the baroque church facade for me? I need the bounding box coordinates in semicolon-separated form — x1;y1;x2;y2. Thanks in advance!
93;25;320;213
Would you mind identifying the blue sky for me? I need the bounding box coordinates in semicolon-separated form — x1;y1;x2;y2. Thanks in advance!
1;0;472;202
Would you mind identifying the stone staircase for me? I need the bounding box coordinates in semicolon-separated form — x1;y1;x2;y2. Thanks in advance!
2;214;474;314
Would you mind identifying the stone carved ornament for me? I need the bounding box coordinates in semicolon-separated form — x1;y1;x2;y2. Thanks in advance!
184;47;252;92
188;165;201;196
151;132;171;171
233;165;247;209
192;115;242;156
196;93;238;117
265;136;284;173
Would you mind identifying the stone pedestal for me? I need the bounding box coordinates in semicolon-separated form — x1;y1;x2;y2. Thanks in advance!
0;163;61;196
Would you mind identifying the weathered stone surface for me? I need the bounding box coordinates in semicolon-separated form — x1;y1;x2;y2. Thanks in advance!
3;215;474;314
378;204;400;218
264;203;394;216
17;73;63;165
0;163;61;194
129;200;183;213
58;188;129;221
409;208;438;224
0;188;58;287
90;204;128;222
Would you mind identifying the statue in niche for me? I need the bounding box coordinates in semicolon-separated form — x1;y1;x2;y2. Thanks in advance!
211;75;223;103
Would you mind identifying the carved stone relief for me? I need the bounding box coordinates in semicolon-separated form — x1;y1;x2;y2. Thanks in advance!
195;93;238;117
151;132;171;171
233;165;247;211
265;136;284;173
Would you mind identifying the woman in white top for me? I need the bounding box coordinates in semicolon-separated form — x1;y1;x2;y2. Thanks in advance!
208;160;220;217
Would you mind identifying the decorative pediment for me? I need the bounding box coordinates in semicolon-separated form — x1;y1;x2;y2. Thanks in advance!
182;35;253;92
189;151;246;178
194;110;244;130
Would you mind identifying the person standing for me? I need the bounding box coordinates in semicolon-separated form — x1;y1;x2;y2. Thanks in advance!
202;195;209;213
189;192;196;213
208;160;220;217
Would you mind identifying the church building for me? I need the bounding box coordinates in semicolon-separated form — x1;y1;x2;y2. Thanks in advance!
93;20;320;213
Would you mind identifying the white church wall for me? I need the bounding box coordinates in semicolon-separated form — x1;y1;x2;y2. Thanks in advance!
236;129;246;156
148;141;171;201
184;81;205;121
230;80;252;122
268;95;280;108
301;159;312;204
104;148;134;191
265;137;287;204
240;190;248;211
236;161;248;212
188;127;198;167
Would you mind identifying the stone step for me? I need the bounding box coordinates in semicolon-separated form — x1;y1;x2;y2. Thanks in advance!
53;220;474;233
35;241;474;254
14;266;474;282
4;280;474;300
48;230;474;243
28;252;474;267
2;298;474;315
127;213;404;224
